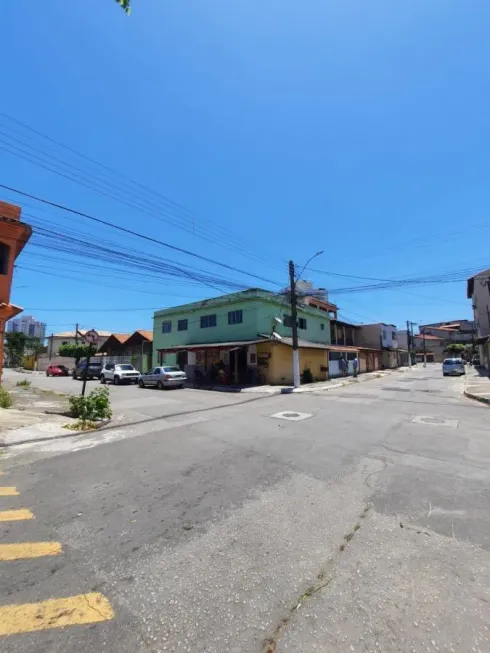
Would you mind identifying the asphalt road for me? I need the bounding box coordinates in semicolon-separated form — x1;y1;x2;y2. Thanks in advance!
1;364;489;652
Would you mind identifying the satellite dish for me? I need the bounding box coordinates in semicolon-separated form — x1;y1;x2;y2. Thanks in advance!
274;316;283;324
271;331;283;341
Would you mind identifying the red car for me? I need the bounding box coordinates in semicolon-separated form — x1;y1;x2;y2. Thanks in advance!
46;365;70;377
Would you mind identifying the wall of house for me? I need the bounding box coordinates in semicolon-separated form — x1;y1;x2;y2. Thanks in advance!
256;341;327;385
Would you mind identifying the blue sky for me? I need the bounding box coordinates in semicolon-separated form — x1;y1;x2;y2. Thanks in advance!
2;0;488;335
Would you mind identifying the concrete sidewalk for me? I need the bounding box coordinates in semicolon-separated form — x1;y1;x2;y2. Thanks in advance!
464;367;490;405
203;366;413;395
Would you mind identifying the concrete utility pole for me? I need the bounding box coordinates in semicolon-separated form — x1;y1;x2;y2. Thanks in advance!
406;320;412;368
422;329;427;367
289;260;301;388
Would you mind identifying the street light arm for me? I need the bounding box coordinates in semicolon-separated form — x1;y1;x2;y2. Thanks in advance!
295;250;324;282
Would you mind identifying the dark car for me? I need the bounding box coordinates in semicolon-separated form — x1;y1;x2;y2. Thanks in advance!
72;359;103;380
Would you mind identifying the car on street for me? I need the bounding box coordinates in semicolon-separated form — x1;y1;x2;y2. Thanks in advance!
73;360;103;380
138;366;187;389
100;362;140;385
442;358;465;376
46;364;70;377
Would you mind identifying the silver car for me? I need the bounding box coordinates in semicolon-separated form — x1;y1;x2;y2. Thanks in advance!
442;358;465;376
138;366;187;389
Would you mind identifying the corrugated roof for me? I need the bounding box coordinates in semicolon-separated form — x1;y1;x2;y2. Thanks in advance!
134;330;153;341
110;333;131;344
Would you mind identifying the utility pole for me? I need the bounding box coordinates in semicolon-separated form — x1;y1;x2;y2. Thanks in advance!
289;260;300;388
422;329;427;367
75;323;79;344
406;320;412;368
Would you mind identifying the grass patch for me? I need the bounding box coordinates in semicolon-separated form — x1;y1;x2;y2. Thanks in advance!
0;387;13;409
15;379;31;388
64;420;100;431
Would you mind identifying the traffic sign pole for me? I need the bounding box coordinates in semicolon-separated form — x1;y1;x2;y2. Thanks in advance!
81;330;99;397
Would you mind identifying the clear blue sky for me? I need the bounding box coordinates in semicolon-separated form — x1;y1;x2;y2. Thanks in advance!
2;0;488;335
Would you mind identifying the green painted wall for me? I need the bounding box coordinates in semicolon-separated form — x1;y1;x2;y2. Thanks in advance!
152;290;331;364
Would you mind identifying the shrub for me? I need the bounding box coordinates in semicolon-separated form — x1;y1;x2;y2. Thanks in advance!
0;387;13;409
16;379;31;388
302;368;314;384
69;387;112;422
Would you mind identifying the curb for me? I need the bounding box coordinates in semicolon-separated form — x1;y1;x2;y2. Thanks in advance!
463;389;490;405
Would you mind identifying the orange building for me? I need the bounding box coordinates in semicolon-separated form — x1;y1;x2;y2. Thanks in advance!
0;201;32;383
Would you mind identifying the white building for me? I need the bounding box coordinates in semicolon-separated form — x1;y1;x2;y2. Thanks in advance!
46;329;112;357
467;269;490;370
7;315;46;340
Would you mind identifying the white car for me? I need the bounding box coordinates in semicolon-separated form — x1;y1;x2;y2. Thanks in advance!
442;358;465;376
138;366;187;389
100;363;140;385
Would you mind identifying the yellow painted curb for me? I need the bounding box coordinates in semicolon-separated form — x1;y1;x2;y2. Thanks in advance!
0;593;114;636
0;542;61;561
0;509;34;522
0;487;19;496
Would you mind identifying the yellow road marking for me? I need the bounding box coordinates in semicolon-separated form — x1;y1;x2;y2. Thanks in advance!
0;593;114;636
0;542;61;561
0;487;19;496
0;509;34;522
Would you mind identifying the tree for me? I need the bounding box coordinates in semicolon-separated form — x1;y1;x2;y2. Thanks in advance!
5;332;28;367
445;343;465;356
115;0;131;14
58;343;97;366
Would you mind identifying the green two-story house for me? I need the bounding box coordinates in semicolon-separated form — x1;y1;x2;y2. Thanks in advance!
153;288;335;385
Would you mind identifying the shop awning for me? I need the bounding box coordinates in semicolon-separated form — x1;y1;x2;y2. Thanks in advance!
157;338;268;354
475;336;489;345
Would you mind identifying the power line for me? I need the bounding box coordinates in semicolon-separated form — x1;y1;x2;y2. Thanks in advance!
0;183;282;289
0;113;287;273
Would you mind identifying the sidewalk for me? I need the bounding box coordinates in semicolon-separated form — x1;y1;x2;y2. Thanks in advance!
464;366;490;405
200;365;413;395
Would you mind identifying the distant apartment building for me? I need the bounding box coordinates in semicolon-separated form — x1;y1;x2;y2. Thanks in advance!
419;320;475;343
7;315;46;341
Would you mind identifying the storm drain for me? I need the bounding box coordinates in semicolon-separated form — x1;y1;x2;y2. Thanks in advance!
411;415;459;429
382;387;411;392
271;411;312;421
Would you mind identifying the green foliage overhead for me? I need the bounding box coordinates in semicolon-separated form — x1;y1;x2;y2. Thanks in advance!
445;343;465;354
58;343;97;363
115;0;131;14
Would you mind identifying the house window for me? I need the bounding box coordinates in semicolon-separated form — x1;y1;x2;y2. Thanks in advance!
320;323;325;330
0;243;9;275
162;321;172;334
298;318;307;330
392;331;396;340
284;315;293;327
228;310;243;325
178;319;188;331
200;314;217;329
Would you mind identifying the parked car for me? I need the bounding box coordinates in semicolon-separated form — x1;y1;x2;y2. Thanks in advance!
138;366;187;389
73;360;103;380
46;364;70;377
100;363;140;385
442;358;465;376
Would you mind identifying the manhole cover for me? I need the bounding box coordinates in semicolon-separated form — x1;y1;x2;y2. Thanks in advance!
271;411;312;422
411;415;459;429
